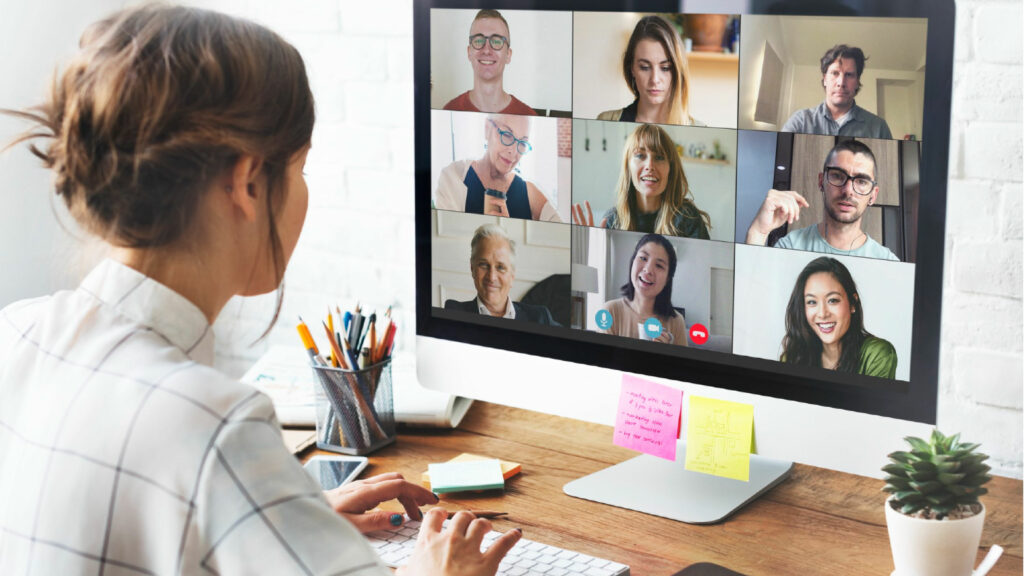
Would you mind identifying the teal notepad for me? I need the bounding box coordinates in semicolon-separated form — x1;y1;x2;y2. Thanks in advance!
427;459;505;493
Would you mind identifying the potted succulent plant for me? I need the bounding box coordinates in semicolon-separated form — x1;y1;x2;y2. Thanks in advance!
882;430;993;576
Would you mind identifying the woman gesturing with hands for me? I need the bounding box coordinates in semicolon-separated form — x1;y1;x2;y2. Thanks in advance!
572;200;608;228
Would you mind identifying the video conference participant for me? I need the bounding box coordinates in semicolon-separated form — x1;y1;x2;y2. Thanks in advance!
597;15;702;126
744;139;898;261
598;234;688;346
782;256;897;378
0;5;519;574
573;123;710;238
782;45;893;139
443;9;537;115
444;224;558;325
435;114;561;222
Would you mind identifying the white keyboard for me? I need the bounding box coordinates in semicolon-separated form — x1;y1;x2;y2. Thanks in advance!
366;519;630;575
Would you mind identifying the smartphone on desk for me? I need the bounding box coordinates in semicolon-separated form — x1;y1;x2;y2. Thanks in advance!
303;455;368;490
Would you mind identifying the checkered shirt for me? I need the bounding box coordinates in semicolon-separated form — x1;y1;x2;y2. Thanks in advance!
0;259;389;575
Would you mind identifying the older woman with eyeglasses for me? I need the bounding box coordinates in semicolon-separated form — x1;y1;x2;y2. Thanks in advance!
435;114;562;222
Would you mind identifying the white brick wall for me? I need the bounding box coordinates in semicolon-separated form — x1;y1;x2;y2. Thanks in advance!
199;0;1023;478
940;0;1023;478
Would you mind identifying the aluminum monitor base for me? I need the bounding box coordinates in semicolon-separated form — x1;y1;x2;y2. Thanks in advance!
564;445;794;524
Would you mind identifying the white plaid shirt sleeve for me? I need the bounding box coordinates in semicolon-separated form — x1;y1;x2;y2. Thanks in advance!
0;259;390;575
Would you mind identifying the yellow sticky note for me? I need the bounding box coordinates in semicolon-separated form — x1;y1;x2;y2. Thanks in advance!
684;396;754;482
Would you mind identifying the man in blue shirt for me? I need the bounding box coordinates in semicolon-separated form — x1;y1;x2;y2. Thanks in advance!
782;45;893;139
745;139;899;261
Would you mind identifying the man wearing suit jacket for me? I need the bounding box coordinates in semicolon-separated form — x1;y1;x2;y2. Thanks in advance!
444;223;557;326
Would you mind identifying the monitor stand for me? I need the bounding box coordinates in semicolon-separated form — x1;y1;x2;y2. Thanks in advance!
563;443;793;524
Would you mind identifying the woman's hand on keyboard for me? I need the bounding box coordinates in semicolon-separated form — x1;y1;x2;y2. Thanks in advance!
398;508;522;576
324;472;439;533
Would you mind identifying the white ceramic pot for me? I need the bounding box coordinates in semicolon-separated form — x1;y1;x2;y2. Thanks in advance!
885;496;986;576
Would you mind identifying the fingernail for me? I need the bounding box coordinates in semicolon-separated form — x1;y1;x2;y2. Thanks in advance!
514;527;523;534
389;514;403;527
432;492;440;503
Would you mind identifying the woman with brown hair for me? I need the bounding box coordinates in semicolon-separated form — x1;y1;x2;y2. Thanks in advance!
0;5;518;575
598;15;702;126
573;123;711;239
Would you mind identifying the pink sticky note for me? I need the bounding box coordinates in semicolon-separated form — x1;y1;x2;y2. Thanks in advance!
613;375;684;461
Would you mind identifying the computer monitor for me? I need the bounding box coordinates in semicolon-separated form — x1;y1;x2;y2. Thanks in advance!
414;0;954;522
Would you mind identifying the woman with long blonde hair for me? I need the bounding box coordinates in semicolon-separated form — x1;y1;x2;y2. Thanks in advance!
597;15;701;126
574;123;710;238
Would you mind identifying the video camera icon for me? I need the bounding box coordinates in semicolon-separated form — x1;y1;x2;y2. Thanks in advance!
642;317;662;339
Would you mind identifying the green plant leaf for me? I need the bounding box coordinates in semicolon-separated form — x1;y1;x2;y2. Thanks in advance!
947;432;961;449
963;461;992;473
963;473;992;487
955;494;981;505
892;490;924;502
908;470;937;482
931;502;954;517
945;484;968;496
900;501;925;515
882;463;911;477
957;442;980;453
960;453;990;466
925;493;954;505
887;450;917;463
910;460;938;473
906;436;932;453
908;480;942;494
937;472;967;485
884;477;912;491
910;450;933;461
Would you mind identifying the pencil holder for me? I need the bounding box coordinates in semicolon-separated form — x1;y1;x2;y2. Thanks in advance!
311;359;396;455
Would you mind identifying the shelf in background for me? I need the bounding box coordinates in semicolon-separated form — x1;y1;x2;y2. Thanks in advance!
687;51;739;64
681;157;730;166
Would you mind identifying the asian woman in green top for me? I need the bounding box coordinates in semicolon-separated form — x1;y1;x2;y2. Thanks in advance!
781;256;897;378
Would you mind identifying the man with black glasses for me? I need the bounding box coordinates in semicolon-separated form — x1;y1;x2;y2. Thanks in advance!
745;139;899;261
443;9;537;115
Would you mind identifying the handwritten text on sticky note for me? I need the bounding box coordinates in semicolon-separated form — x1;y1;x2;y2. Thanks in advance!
684;396;754;481
613;375;683;461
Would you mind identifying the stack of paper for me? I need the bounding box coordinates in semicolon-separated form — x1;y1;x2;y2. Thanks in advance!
422;453;522;489
427;459;505;494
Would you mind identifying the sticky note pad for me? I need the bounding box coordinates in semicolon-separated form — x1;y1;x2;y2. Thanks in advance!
613;374;684;461
684;395;754;482
427;459;505;494
422;453;521;488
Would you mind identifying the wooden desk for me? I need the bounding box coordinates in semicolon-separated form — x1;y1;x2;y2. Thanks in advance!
312;402;1023;575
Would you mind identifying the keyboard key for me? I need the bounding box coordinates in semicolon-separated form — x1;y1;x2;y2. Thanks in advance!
557;550;579;560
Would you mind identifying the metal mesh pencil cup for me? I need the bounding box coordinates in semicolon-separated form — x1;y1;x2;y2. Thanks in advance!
311;359;395;455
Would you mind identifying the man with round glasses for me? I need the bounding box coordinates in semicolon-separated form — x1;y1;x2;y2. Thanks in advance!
442;9;537;115
745;139;899;261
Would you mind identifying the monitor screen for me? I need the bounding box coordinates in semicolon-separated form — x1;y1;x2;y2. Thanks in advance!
415;0;953;428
